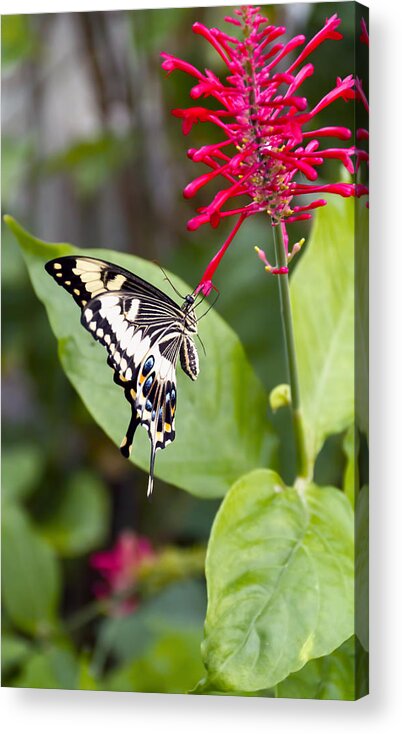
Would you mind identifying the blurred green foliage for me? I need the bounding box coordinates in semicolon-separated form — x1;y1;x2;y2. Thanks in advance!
2;3;366;699
1;14;39;67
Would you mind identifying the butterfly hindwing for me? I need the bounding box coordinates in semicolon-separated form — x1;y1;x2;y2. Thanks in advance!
45;255;198;496
180;336;199;381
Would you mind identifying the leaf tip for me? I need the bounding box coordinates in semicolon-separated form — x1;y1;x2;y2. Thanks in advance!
3;213;16;229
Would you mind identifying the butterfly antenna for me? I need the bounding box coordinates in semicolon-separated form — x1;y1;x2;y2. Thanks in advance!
196;332;207;357
193;290;207;308
197;290;220;321
154;262;185;300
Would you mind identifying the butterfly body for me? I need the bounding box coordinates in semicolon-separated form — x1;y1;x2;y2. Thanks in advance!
45;256;199;496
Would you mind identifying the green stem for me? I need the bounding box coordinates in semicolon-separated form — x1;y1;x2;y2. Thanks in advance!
272;222;311;483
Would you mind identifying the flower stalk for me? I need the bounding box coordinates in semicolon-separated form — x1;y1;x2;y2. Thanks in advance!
272;222;310;483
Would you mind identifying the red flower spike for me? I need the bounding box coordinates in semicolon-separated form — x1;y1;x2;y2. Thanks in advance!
162;5;358;279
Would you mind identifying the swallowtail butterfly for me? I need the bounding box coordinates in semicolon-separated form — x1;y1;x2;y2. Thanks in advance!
45;256;200;496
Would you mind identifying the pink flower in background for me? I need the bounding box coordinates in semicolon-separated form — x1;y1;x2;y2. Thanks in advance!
91;531;155;615
162;5;364;288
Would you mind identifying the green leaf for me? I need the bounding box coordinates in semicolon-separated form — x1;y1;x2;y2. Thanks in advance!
191;677;272;697
291;197;354;463
105;630;205;694
1;505;61;635
2;443;44;504
77;657;98;691
343;426;357;508
14;646;78;690
1;634;32;676
355;485;369;651
37;470;110;557
97;580;206;665
202;469;354;691
275;637;356;700
5;215;277;498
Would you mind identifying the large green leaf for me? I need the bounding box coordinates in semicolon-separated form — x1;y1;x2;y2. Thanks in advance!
291;196;354;464
5;216;277;498
275;636;356;700
202;469;354;691
1;505;61;635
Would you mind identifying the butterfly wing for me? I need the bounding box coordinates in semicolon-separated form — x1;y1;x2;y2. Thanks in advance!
44;255;183;312
45;256;191;496
180;336;199;381
81;290;181;496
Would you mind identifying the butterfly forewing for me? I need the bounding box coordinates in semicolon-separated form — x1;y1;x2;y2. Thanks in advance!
45;255;198;496
44;256;184;312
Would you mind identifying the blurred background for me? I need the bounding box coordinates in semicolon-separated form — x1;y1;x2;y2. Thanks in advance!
2;3;358;692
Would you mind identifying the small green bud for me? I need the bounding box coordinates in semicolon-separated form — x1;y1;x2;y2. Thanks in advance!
269;383;291;412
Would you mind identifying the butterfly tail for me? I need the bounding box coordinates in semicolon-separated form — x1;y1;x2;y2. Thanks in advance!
147;443;157;498
120;410;140;458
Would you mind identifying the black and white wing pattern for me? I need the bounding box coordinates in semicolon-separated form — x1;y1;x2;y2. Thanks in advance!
45;255;199;496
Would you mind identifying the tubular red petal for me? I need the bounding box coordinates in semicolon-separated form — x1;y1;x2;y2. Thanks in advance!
357;128;369;141
196;213;246;286
184;171;220;198
192;22;231;67
360;18;369;46
187;212;212;231
306;76;355;118
285;213;312;223
260;43;285;62
293;199;327;213
224;16;241;27
303;126;352;140
356;184;369;197
293;182;355;197
160;53;204;80
266;35;306;71
257;26;287;53
287;14;343;73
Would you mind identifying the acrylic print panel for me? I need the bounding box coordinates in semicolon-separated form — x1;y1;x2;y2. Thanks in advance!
1;2;368;699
